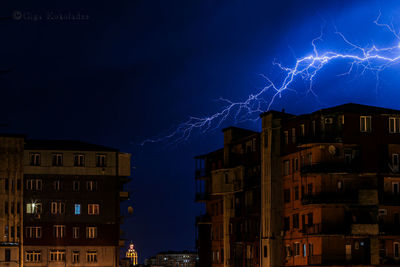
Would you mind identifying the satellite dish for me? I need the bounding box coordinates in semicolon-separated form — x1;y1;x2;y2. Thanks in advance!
328;145;336;155
128;206;133;215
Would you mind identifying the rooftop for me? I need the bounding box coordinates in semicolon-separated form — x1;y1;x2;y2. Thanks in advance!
25;139;119;152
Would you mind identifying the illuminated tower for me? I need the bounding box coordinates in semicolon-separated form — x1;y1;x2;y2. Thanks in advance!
126;242;138;266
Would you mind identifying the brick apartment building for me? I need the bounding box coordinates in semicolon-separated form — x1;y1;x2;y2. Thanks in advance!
0;138;130;267
195;103;400;267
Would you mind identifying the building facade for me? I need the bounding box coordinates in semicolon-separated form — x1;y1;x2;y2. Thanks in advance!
0;135;25;267
195;103;400;267
144;251;197;267
19;139;129;267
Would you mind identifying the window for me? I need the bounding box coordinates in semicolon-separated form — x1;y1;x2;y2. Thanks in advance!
300;124;305;136
74;154;85;167
294;158;299;171
52;153;63;166
5;178;8;191
96;154;106;167
283;160;290;176
5;249;10;262
73;180;80;191
284;217;290;231
312;121;316;135
11;202;14;214
294;243;300;256
284;131;289;145
88;204;99;215
30;153;41;166
26;179;42;191
307;153;312;165
53;180;61;191
51;202;65;214
285;245;292;257
292;128;296;143
337;180;343;191
11;226;14;238
26;227;42;238
308;213;313;226
293;214;299;229
72;251;80;263
75;204;81;215
389;117;400;133
5;202;8;214
394;242;400;258
4;225;8;238
26;203;42;214
360;116;372;132
17;179;21;190
86;227;97;239
303;244;307;257
25;250;41;262
294;186;299;200
307;183;313;194
53;225;65;238
309;243;314;256
86;180;98;191
284;189;291;203
393;154;399;168
73;227;79;239
393;182;399;195
87;251;97;263
50;250;65;262
263;245;267;258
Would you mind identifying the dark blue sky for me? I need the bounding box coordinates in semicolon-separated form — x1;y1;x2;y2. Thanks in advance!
2;0;400;263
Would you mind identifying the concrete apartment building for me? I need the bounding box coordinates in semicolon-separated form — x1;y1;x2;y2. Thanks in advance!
144;251;198;267
0;137;130;267
0;135;24;267
195;103;400;267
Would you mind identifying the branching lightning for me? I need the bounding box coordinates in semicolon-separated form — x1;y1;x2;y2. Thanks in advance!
142;11;400;146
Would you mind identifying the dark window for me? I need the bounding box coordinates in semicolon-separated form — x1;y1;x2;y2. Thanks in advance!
307;184;313;194
308;213;313;226
17;226;20;238
5;179;8;191
5;249;10;262
11;226;14;238
17;202;20;214
17;179;21;190
284;217;290;230
293;214;299;228
30;153;41;166
5;202;8;214
73;181;80;192
96;154;106;167
294;186;299;200
11;202;14;214
284;189;291;203
264;245;268;258
74;154;85;167
52;153;63;166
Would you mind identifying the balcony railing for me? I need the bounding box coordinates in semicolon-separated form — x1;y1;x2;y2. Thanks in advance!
301;162;361;174
308;255;370;266
302;192;358;205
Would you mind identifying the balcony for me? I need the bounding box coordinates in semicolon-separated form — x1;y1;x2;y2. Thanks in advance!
119;191;129;201
302;192;358;205
300;223;349;235
195;168;207;179
351;223;379;235
195;214;211;224
381;193;400;205
379;224;400;235
301;162;361;174
308;255;370;266
195;192;209;202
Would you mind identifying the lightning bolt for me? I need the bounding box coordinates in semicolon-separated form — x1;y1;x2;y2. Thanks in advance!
141;11;400;146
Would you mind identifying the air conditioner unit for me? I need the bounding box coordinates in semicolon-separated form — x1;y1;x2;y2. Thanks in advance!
378;209;387;216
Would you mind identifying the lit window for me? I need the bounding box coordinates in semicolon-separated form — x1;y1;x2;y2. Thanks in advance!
54;180;61;191
74;154;85;167
285;245;291;257
389;117;400;133
72;251;80;263
87;251;97;262
75;204;81;215
52;154;63;166
300;124;305;136
53;225;65;238
88;204;99;215
96;154;106;167
303;244;307;257
360;116;372;132
294;243;300;256
86;227;97;239
26;203;42;214
25;251;41;262
50;250;65;262
73;227;79;239
30;153;41;166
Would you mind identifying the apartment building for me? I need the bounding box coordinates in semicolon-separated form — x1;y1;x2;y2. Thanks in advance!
0;134;24;266
22;139;130;267
144;250;198;267
195;127;261;267
195;103;400;267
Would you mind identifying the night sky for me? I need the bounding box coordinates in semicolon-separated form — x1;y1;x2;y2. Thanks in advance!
2;0;400;263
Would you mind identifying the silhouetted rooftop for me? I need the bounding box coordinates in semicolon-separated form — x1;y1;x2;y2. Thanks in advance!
315;103;400;115
25;139;119;152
